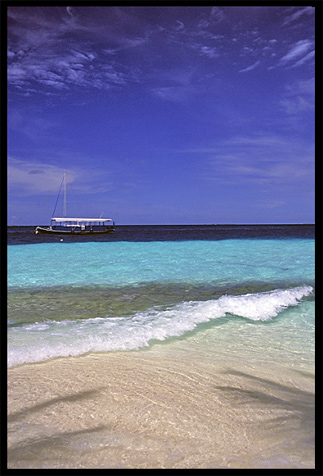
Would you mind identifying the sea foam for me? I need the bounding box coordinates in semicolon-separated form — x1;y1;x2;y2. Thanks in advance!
8;285;313;367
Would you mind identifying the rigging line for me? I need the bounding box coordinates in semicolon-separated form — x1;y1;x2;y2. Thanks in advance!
51;174;65;219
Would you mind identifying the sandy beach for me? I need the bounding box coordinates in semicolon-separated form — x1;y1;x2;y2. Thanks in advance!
8;339;315;470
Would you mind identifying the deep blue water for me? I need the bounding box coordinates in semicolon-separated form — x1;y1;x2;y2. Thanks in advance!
7;224;315;245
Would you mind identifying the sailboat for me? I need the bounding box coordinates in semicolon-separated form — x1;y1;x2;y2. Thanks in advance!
35;171;115;235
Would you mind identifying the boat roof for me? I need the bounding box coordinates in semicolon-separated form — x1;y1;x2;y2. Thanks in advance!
51;217;112;222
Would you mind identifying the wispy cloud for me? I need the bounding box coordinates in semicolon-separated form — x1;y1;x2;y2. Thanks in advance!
282;6;314;26
8;5;315;99
7;7;142;93
280;78;314;115
278;39;314;67
149;67;197;102
186;133;314;188
292;50;315;68
8;158;74;195
197;6;225;30
8;158;113;196
7;46;135;93
199;46;220;59
239;60;260;73
151;86;190;102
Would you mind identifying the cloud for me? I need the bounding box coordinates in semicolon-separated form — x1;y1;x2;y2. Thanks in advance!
281;96;314;115
175;20;184;31
197;7;225;30
7;45;132;92
7;5;315;102
8;158;114;197
151;84;193;102
7;7;140;93
292;50;315;68
286;78;315;96
66;6;74;18
239;60;260;73
210;6;225;22
280;78;314;115
282;7;314;26
199;46;219;58
279;39;314;67
189;133;314;189
5;6;224;95
8;159;74;195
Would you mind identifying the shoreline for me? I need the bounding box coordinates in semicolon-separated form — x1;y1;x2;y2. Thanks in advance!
8;344;315;469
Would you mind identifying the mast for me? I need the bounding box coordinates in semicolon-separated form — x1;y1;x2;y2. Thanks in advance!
63;170;67;217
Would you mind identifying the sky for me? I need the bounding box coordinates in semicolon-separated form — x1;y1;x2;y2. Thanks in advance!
6;4;316;225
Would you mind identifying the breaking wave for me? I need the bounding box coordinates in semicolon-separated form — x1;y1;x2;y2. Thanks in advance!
8;285;313;367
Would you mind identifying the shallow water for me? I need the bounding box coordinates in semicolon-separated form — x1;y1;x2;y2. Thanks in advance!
7;343;315;469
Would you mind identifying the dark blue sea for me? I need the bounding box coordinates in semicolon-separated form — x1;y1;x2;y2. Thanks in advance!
7;223;315;245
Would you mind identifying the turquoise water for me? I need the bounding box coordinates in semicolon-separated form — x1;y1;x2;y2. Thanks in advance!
8;237;315;368
8;239;314;289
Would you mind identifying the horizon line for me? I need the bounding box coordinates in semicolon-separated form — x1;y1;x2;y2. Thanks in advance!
8;223;315;227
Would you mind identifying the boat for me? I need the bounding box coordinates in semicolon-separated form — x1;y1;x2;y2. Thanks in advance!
35;171;115;235
35;217;115;235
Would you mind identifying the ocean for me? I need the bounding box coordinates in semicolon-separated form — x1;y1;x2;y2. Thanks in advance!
7;225;316;469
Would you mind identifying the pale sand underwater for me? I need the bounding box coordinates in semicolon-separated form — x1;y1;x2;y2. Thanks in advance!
8;334;315;470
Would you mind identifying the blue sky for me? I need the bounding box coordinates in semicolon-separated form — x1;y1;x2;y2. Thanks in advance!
7;5;316;225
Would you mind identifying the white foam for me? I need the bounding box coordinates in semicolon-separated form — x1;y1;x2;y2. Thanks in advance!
8;286;313;367
216;285;313;321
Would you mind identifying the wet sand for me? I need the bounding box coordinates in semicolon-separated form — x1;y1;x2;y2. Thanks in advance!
8;343;315;469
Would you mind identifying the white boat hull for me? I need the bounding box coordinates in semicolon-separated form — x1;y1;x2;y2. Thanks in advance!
35;226;115;235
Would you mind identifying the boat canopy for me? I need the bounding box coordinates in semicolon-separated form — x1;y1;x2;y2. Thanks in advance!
51;217;112;222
